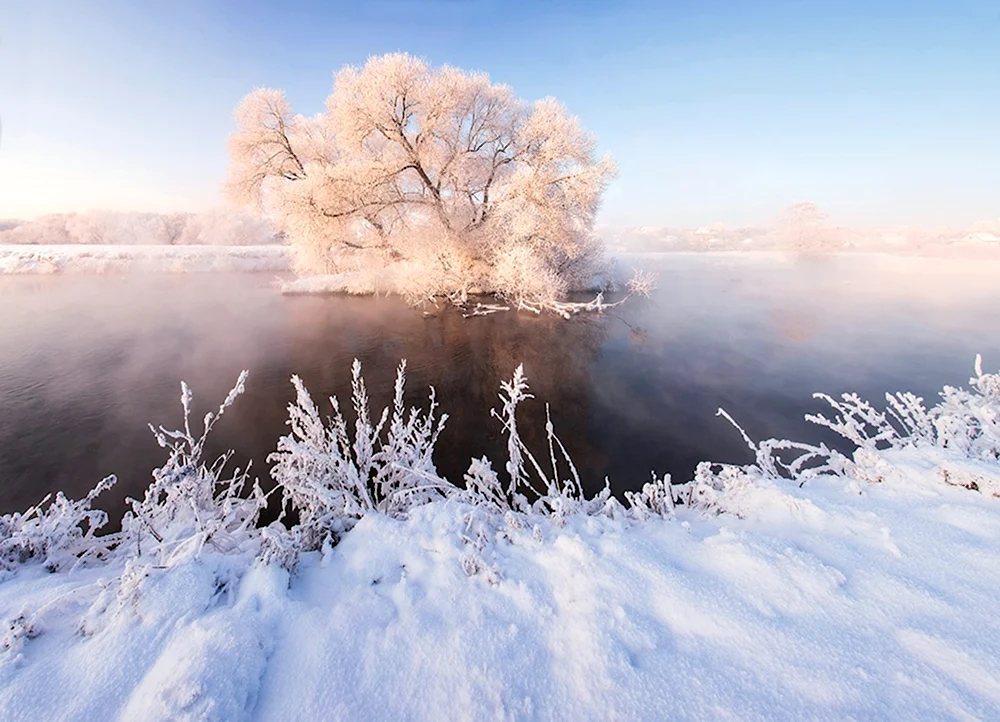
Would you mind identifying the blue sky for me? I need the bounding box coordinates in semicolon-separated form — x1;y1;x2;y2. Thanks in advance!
2;0;998;226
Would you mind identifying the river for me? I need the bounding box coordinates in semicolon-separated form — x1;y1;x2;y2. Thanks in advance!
1;253;998;523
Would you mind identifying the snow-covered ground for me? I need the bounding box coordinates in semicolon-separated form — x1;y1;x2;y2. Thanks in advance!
279;272;386;296
0;245;291;274
4;484;1000;721
1;359;999;720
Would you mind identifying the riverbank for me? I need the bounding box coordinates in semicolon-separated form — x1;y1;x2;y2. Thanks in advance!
3;475;999;720
4;245;998;281
0;245;291;274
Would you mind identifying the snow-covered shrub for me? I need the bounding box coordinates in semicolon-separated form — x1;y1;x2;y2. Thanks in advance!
269;360;673;564
680;459;835;525
0;475;117;575
682;461;759;517
687;357;1000;512
468;365;620;519
802;356;998;462
269;360;450;550
624;473;677;521
926;355;999;462
119;371;269;565
689;408;854;497
3;354;998;589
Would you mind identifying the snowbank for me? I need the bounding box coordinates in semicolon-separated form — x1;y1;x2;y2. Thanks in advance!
1;358;1000;720
0;245;291;274
279;273;386;296
278;260;629;314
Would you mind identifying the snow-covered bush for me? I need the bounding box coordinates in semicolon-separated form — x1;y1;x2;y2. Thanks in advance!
0;475;117;575
268;359;679;563
1;355;999;585
269;360;450;549
624;473;677;521
119;371;269;566
687;356;1000;512
803;355;1000;463
0;372;273;581
458;364;621;519
671;405;853;517
264;352;1000;548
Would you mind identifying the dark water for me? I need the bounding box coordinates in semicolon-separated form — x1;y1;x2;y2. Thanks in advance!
2;254;998;523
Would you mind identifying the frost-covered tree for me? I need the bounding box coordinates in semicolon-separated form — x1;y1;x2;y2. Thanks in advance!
64;210;187;245
1;214;75;244
769;201;843;255
174;207;276;245
226;53;616;304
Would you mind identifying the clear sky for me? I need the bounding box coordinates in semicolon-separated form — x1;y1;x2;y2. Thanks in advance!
2;0;998;226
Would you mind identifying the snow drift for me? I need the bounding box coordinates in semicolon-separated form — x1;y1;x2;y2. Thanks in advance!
1;357;999;720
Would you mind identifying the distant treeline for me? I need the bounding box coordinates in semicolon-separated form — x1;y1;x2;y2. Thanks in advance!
600;202;1000;256
0;208;279;246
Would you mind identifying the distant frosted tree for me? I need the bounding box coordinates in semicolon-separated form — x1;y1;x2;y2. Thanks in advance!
968;218;1000;236
225;53;616;303
64;211;183;245
1;214;73;244
176;207;276;245
770;202;842;255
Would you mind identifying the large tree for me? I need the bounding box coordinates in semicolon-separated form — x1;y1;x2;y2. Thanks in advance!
226;53;615;303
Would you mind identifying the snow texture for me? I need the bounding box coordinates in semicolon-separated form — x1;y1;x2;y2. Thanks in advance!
1;357;1000;720
0;245;291;275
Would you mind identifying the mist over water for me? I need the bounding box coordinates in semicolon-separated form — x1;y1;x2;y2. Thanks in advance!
1;254;998;524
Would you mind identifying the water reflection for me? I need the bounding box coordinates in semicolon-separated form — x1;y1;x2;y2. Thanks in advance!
0;255;998;524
